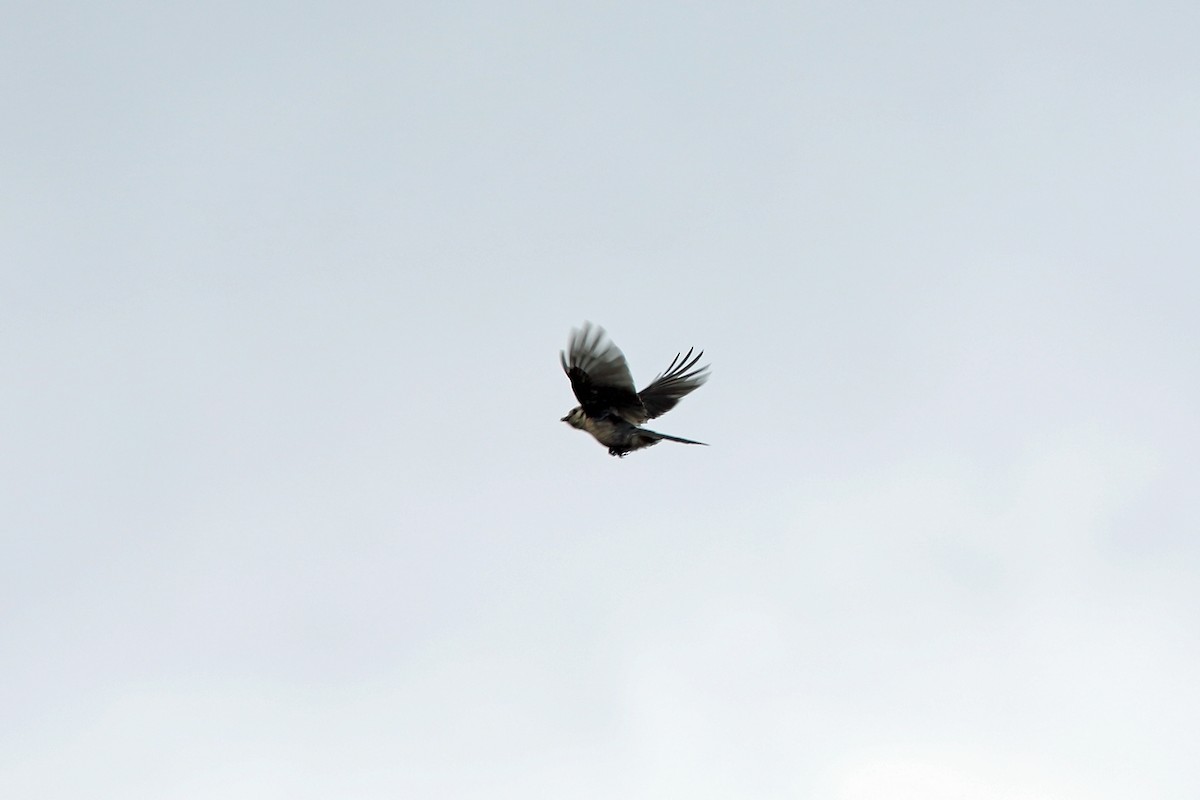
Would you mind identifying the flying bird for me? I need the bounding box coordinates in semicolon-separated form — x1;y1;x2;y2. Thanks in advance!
560;322;710;457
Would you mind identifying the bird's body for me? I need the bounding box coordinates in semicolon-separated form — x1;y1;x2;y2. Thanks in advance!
560;322;710;457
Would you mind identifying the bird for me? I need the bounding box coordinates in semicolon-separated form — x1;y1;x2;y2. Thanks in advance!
560;322;710;457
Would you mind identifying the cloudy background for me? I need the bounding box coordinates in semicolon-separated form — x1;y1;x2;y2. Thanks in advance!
3;1;1198;797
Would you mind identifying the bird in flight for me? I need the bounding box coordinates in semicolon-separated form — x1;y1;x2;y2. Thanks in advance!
560;322;710;457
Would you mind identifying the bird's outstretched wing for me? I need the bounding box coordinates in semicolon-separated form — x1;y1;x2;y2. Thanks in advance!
635;347;710;422
560;322;644;419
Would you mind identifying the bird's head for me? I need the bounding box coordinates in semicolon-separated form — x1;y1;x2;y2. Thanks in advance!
561;407;586;429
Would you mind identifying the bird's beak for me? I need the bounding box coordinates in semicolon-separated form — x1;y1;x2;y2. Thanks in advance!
560;415;569;422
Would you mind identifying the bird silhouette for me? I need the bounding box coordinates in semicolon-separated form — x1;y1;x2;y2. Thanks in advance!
560;322;710;457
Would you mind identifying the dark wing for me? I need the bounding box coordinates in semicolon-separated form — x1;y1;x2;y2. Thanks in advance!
560;322;645;419
634;347;710;422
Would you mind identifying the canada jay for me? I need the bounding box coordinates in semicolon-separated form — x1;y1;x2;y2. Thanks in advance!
560;322;710;457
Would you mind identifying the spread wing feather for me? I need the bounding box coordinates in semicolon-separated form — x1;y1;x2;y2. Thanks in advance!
634;347;710;422
560;322;644;419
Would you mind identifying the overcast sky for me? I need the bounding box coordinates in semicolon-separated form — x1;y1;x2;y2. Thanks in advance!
3;1;1198;798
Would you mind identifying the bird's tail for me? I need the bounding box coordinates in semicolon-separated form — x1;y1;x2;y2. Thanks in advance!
645;428;708;446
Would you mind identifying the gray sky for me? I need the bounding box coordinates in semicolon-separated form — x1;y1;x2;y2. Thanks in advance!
3;1;1198;797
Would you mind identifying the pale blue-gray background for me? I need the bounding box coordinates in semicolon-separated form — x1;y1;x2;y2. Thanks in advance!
3;2;1197;797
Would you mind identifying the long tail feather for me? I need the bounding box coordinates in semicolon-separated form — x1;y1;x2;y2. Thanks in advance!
645;429;708;446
